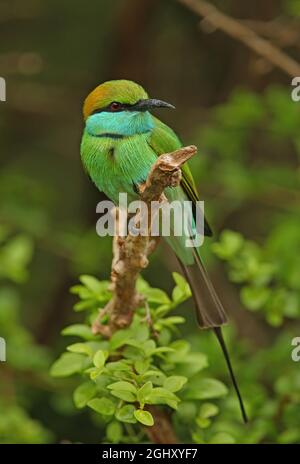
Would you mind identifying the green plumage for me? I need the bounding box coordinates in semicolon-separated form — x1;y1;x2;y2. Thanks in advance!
81;80;215;285
80;80;247;422
81;117;196;264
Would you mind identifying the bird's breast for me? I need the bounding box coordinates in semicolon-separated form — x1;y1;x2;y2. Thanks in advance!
81;131;157;204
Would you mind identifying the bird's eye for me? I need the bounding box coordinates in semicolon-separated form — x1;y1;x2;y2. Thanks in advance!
110;102;121;111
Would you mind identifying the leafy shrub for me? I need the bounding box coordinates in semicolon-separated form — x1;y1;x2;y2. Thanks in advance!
51;273;230;444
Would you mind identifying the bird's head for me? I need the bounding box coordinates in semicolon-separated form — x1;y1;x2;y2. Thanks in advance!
83;80;175;138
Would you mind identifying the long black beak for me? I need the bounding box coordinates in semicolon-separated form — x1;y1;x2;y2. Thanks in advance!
132;98;175;112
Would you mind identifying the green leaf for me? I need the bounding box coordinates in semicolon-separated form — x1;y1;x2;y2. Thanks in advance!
131;321;150;342
106;361;132;372
137;381;153;404
141;370;166;384
134;409;154;426
73;300;94;312
172;272;189;291
110;390;136;402
88;367;104;380
142;287;171;304
158;316;185;328
172;273;191;298
172;286;185;303
240;286;271;311
123;345;144;361
134;359;150;375
107;381;137;393
141;340;156;356
87;397;116;416
152;346;175;356
67;343;93;356
157;327;172;345
266;310;283;327
166;340;190;361
50;353;84;377
148;387;180;409
106;421;122;444
212;230;244;260
70;284;90;298
196;402;219;429
163;376;187;392
73;382;97;408
184;378;228;400
79;275;104;293
109;329;131;350
196;417;211;429
93;350;106;368
199;402;219;419
155;304;172;318
124;339;143;349
61;324;94;340
115;405;137;424
0;235;33;282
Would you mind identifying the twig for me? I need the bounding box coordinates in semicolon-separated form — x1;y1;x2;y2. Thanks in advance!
178;0;300;78
242;19;300;48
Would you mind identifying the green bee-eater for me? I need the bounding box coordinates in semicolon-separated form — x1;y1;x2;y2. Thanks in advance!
80;80;247;422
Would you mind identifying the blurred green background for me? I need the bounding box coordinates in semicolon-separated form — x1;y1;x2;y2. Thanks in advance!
1;0;300;444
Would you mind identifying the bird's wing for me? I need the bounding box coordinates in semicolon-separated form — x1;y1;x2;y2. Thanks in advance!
149;117;213;236
148;119;247;421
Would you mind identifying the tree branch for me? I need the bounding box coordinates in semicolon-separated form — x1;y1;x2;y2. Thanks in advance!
144;405;178;444
241;19;300;49
178;0;300;78
92;145;197;337
91;145;197;444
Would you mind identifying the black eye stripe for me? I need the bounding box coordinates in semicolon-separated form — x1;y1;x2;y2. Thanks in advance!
91;105;123;115
91;100;141;115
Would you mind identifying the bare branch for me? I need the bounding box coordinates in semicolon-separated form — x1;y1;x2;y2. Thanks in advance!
242;19;300;48
92;145;197;337
178;0;300;78
144;405;178;444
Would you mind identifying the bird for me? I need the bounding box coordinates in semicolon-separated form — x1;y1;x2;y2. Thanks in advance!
80;79;247;423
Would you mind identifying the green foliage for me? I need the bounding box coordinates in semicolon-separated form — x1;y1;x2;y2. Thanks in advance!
0;406;53;444
285;0;300;17
0;229;52;444
0;232;33;282
204;332;300;444
212;229;300;326
187;84;300;444
192;86;300;219
51;273;230;443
